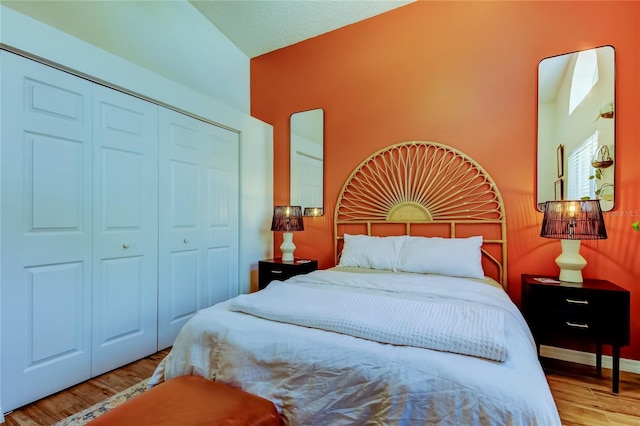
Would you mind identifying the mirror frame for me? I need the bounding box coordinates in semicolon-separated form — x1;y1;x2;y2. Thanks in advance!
290;108;324;216
537;46;615;211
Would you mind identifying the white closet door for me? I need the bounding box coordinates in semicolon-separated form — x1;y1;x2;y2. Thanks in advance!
202;122;240;306
1;51;93;411
158;108;239;349
91;86;159;375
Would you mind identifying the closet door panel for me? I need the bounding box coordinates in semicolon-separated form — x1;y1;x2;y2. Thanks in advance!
91;86;158;376
28;263;85;360
30;135;83;229
23;133;89;262
207;247;231;306
158;109;239;349
203;126;239;306
169;250;200;318
98;257;145;335
171;161;199;228
1;51;93;412
158;110;203;348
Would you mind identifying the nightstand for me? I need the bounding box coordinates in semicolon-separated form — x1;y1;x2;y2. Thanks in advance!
521;274;630;393
258;258;318;290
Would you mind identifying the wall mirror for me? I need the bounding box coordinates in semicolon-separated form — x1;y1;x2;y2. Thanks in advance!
290;108;324;216
537;45;615;211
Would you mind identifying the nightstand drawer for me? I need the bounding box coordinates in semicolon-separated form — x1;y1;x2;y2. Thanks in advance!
258;258;318;290
530;285;596;314
536;310;599;340
260;265;293;285
263;266;287;277
526;283;628;344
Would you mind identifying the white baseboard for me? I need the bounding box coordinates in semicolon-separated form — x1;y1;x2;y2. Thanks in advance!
540;345;640;375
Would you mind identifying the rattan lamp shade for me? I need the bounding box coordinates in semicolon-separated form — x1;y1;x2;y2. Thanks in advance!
271;206;304;262
271;206;304;232
540;200;607;240
540;200;607;283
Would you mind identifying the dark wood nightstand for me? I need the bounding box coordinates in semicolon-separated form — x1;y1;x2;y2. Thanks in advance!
258;258;318;290
521;274;630;393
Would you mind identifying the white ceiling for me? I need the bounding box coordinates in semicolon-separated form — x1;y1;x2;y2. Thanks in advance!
538;53;571;104
189;0;415;58
2;0;414;111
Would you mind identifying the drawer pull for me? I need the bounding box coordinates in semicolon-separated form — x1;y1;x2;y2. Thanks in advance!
566;298;588;305
270;270;283;274
566;321;589;329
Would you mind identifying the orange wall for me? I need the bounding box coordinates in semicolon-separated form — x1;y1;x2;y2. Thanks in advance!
251;1;640;360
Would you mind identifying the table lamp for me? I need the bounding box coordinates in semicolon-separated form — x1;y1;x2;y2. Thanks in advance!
271;206;304;261
540;200;607;283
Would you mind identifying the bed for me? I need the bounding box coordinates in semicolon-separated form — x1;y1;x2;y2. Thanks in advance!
149;142;561;425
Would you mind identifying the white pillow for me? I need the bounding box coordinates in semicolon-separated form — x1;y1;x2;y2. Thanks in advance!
398;236;485;279
339;234;406;271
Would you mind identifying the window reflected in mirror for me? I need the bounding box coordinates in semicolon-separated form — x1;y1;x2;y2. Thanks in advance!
290;109;324;216
537;46;615;211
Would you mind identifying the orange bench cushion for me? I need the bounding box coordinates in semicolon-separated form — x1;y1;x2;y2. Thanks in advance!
88;375;282;426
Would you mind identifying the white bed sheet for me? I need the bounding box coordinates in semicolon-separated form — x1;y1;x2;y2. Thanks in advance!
150;269;560;425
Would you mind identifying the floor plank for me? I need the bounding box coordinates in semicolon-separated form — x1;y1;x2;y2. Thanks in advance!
3;352;640;425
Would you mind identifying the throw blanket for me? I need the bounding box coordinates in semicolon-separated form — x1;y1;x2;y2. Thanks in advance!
229;281;507;361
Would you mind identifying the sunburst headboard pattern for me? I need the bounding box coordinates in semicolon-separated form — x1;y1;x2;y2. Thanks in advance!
334;141;508;288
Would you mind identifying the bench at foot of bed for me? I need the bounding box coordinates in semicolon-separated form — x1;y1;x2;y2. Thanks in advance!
88;375;282;426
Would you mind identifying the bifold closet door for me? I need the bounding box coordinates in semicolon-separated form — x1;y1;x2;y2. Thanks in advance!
157;108;239;349
1;51;93;411
91;85;159;376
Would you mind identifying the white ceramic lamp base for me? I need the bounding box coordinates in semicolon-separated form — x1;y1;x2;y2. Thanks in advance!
556;239;586;283
280;232;296;262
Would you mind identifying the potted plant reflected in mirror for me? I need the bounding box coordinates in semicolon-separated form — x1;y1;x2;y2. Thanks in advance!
591;145;613;169
595;101;614;120
582;145;614;201
596;183;614;202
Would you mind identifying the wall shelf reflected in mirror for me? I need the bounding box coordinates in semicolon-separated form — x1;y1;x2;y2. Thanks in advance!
537;46;615;211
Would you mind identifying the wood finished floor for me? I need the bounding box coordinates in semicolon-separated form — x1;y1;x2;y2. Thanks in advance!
541;357;640;425
3;349;170;426
3;352;640;425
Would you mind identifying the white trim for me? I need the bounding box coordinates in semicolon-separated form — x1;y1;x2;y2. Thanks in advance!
541;345;640;375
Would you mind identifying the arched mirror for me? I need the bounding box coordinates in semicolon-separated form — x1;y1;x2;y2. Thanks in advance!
537;46;615;211
290;109;324;216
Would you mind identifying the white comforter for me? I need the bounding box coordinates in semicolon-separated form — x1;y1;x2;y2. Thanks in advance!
229;281;508;362
150;270;560;425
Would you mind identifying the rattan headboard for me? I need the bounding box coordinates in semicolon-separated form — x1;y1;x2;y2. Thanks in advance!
334;141;508;289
